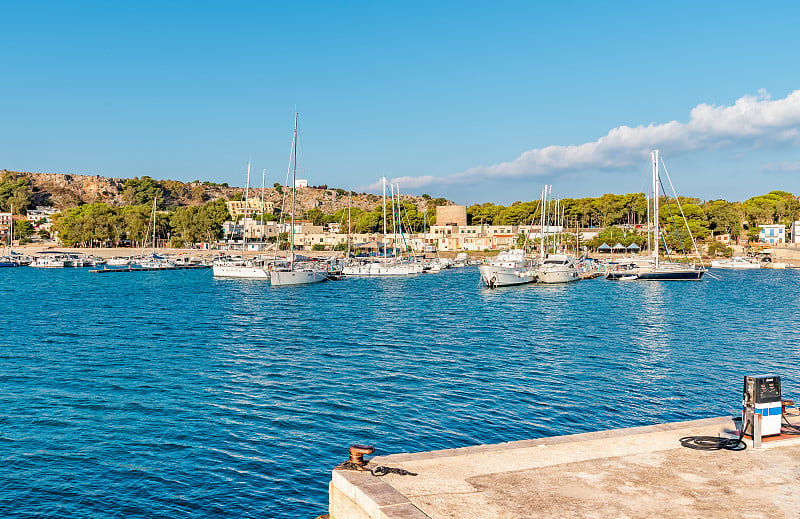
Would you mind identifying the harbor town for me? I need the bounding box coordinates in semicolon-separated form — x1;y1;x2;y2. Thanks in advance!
5;3;800;517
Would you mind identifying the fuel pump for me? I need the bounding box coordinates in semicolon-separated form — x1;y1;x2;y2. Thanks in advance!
742;375;782;437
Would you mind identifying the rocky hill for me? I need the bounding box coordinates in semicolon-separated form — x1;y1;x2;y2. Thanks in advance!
3;170;449;214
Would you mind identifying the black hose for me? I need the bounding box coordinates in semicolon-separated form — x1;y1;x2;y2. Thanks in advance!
678;416;748;451
679;435;747;451
782;413;800;435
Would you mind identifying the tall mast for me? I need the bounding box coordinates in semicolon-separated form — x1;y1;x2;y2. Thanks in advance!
244;160;251;215
151;197;157;255
289;112;298;267
260;168;266;244
539;186;546;262
346;189;352;261
8;204;12;255
390;183;396;258
382;177;387;260
243;161;251;249
652;150;660;268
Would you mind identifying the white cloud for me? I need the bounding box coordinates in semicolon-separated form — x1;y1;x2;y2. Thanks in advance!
762;161;800;173
374;89;800;190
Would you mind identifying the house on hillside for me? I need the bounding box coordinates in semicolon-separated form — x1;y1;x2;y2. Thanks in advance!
759;224;786;245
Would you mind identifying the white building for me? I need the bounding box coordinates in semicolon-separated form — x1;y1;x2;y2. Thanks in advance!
790;221;800;244
294;179;308;188
759;224;786;245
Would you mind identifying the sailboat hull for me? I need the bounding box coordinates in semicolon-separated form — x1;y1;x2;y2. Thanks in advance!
636;269;705;280
270;269;328;286
342;263;423;276
212;265;270;279
607;265;705;280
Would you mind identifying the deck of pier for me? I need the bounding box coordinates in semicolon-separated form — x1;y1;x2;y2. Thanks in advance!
328;416;800;519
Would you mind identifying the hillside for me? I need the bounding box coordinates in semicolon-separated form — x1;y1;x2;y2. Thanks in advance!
2;170;448;214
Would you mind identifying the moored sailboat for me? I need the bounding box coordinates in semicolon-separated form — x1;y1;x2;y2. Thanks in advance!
535;185;579;284
1;205;21;267
270;112;329;287
605;150;704;280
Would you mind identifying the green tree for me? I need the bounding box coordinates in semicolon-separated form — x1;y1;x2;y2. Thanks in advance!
121;205;152;247
0;173;33;213
707;241;733;257
121;177;165;207
195;198;230;243
305;208;326;226
703;200;742;238
13;219;34;240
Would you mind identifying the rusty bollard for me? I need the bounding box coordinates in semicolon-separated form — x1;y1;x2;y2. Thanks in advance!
348;444;375;466
336;444;375;471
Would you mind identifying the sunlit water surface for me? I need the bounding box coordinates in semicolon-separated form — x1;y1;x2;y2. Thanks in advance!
1;266;798;517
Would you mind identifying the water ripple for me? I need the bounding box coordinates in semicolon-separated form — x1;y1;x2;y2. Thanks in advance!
1;267;799;517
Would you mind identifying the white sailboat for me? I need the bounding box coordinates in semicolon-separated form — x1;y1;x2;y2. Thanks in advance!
342;178;423;276
605;150;704;280
213;162;272;279
270;112;329;286
0;204;21;267
137;197;175;269
535;185;579;284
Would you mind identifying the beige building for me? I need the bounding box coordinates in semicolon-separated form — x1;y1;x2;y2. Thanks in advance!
226;198;275;218
436;205;467;227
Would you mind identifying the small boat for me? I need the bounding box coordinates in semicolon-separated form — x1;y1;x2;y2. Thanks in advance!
710;257;760;269
107;257;132;266
537;253;580;283
212;255;270;279
30;252;69;268
619;275;639;281
478;249;537;288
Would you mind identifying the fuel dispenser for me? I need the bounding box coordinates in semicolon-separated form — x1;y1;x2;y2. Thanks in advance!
742;375;782;437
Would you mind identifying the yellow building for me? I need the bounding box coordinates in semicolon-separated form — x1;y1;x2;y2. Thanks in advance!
226;198;275;218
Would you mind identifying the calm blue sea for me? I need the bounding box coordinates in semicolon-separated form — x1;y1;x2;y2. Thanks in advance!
1;266;799;518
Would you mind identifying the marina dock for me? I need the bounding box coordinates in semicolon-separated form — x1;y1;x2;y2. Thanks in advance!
327;416;800;519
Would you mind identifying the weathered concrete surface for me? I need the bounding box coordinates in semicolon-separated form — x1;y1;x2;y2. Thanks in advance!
329;416;800;519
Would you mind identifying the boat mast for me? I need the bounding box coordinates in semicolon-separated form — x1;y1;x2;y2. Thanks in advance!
652;149;660;268
395;183;410;257
260;168;266;244
151;197;157;256
244;161;251;214
382;177;387;260
346;189;352;261
8;204;13;255
289;112;298;268
539;186;546;262
390;183;397;258
243;161;251;249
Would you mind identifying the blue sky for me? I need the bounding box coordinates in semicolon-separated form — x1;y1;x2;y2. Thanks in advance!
2;1;799;205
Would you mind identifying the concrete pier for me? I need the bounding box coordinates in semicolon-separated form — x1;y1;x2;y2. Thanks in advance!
328;416;800;518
